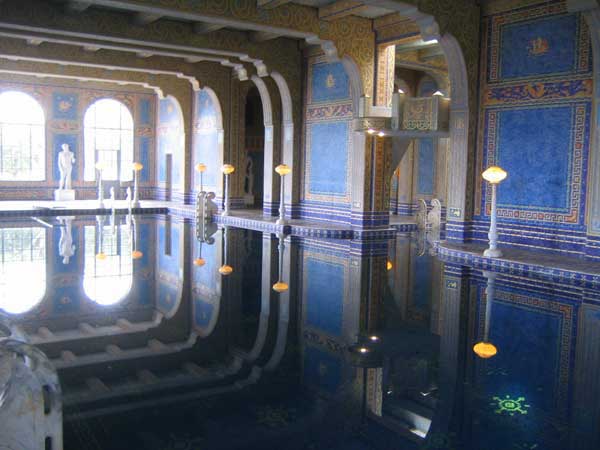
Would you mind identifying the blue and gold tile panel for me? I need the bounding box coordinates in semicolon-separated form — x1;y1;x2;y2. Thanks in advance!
306;121;351;199
52;92;78;120
487;6;591;83
480;102;590;226
308;61;350;104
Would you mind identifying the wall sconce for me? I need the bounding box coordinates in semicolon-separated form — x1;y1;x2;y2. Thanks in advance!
132;162;143;208
482;166;508;258
221;164;235;216
195;163;207;193
274;164;291;225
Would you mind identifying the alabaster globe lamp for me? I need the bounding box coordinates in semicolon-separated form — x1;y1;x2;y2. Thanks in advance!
195;163;207;193
221;164;235;216
275;164;291;226
482;166;507;258
132;162;143;208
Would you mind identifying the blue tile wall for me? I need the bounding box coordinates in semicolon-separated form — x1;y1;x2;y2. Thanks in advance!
416;138;435;196
308;122;349;196
303;346;342;394
474;2;594;253
305;257;344;336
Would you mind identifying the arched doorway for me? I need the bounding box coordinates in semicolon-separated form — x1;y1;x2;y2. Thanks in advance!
242;86;265;209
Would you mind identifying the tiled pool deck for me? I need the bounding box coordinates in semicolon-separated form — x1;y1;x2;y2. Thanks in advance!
2;200;597;282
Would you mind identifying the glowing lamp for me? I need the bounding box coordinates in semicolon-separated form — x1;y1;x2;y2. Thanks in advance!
193;258;206;267
275;164;291;225
482;166;507;184
195;163;207;172
386;260;393;271
132;162;143;171
132;250;143;260
95;252;107;261
473;342;497;359
369;335;379;342
367;128;376;135
275;164;291;176
397;88;405;94
358;347;369;354
218;264;233;275
221;164;235;175
272;281;289;293
432;90;445;97
377;131;385;137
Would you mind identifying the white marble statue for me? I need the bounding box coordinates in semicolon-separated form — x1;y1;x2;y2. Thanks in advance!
58;217;76;264
416;199;429;230
427;198;442;230
57;143;75;190
243;155;255;206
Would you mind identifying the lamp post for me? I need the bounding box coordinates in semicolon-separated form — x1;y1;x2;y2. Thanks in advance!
272;233;288;293
132;162;143;208
221;164;235;216
482;166;507;258
275;164;291;225
195;163;207;193
95;162;105;208
473;271;497;359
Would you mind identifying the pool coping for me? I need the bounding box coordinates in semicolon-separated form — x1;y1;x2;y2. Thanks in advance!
436;241;600;289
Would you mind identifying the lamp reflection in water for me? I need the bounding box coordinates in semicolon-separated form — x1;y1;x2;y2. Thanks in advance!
85;214;133;306
275;164;291;226
218;226;233;276
473;271;498;359
130;214;143;260
221;164;235;217
482;166;507;258
272;233;288;293
95;161;105;208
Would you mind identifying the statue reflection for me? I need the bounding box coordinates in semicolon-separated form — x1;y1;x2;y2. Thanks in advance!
58;216;76;265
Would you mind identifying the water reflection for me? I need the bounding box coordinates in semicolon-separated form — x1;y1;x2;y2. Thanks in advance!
0;217;597;450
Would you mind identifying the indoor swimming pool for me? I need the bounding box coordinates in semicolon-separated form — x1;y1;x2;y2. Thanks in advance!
0;212;597;450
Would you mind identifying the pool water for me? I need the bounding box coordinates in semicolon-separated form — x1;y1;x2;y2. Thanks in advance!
0;213;596;450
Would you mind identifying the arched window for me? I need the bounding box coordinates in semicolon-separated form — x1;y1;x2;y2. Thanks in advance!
84;99;134;182
83;219;132;306
0;91;45;181
0;227;46;315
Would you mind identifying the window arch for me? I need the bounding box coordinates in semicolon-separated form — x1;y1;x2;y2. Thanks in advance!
0;227;46;315
83;219;133;306
0;91;45;181
84;98;134;182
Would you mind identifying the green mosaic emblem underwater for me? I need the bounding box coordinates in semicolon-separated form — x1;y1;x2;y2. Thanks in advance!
491;395;531;416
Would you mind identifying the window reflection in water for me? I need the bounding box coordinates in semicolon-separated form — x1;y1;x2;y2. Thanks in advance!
0;227;46;314
83;218;132;305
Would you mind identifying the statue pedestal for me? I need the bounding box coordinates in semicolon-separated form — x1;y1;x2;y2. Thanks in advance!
243;193;254;206
54;189;75;201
